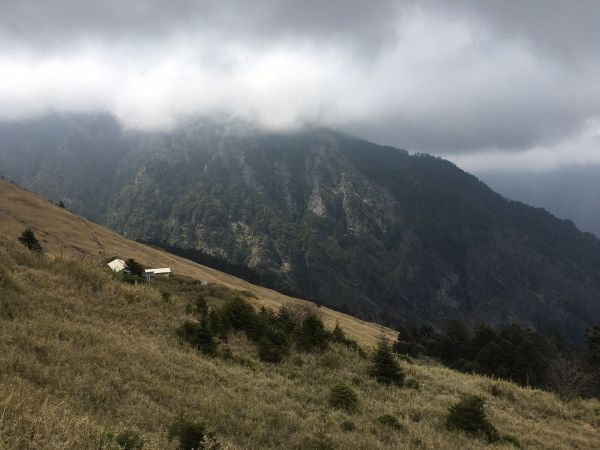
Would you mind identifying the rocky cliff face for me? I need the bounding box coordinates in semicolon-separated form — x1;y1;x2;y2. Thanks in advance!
2;114;599;341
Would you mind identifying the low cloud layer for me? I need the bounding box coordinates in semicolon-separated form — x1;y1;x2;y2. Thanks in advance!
1;1;599;170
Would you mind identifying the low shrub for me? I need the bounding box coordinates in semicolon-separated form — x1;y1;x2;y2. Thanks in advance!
329;384;359;413
489;384;515;401
340;420;355;432
115;430;144;450
168;417;220;450
195;295;208;316
376;414;404;431
446;395;498;442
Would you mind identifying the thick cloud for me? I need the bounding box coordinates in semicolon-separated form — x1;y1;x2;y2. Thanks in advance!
0;1;599;170
429;1;600;59
447;119;600;173
0;1;402;52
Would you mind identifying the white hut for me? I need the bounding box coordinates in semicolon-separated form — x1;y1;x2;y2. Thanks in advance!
143;267;172;281
107;258;127;273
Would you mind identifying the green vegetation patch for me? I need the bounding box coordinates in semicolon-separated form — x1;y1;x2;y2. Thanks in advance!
329;384;359;413
376;414;404;431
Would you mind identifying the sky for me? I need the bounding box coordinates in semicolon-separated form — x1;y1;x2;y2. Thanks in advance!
0;0;599;172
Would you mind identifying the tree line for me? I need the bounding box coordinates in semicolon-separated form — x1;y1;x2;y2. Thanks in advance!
393;320;600;398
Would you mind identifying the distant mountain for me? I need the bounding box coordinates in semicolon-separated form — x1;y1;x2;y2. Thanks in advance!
481;167;600;238
1;114;599;342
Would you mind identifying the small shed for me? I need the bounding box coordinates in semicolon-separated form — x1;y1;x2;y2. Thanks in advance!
143;267;172;281
107;258;127;273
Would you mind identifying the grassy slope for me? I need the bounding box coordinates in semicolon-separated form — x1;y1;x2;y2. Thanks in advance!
0;179;393;346
1;179;599;449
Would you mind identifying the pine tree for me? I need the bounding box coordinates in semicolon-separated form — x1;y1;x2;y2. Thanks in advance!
370;335;405;386
446;395;498;442
296;313;328;352
276;306;297;335
331;321;346;343
258;336;284;363
18;228;43;253
220;297;257;334
125;258;145;277
177;319;217;356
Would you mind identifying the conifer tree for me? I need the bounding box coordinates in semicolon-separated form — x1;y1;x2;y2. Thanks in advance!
370;335;405;386
258;336;284;363
276;306;297;334
177;319;217;356
125;258;145;277
331;321;346;343
296;313;328;352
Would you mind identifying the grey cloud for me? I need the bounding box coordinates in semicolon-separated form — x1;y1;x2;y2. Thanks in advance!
427;0;600;60
0;0;599;168
3;1;598;59
0;1;402;53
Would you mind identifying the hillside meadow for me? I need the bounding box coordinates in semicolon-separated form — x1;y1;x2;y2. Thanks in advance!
1;237;599;449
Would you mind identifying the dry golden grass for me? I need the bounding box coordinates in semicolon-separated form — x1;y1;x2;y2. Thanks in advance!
1;234;599;450
0;179;394;346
